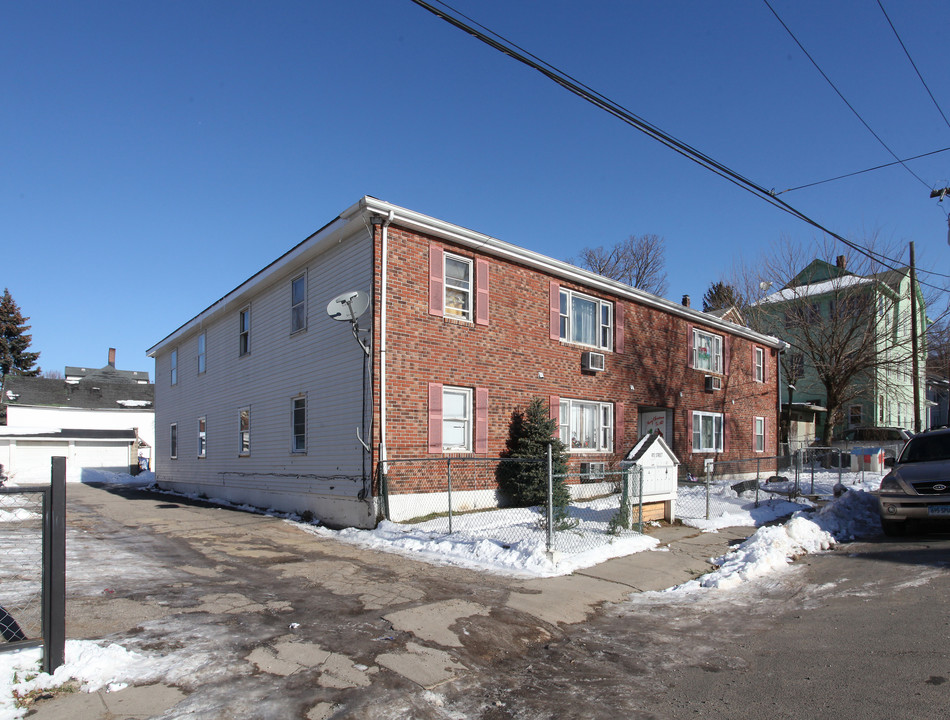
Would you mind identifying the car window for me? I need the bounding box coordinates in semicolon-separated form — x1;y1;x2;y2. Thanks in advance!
900;434;950;463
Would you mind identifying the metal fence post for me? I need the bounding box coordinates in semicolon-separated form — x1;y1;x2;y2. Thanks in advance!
446;458;453;534
546;444;554;552
704;464;711;521
44;457;66;675
637;465;644;534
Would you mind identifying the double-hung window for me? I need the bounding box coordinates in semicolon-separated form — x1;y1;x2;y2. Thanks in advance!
197;417;207;458
239;308;251;356
170;349;178;385
170;423;178;459
442;386;472;452
559;399;613;452
692;411;723;453
292;397;306;453
559;289;613;350
754;347;764;382
754;417;765;453
239;408;250;456
444;254;473;322
291;275;307;333
197;333;206;374
692;329;723;373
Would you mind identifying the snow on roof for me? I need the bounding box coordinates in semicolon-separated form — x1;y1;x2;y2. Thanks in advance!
116;400;152;408
756;275;873;305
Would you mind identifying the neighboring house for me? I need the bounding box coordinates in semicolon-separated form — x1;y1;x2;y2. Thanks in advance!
147;197;785;529
754;256;926;441
0;349;154;483
926;374;948;429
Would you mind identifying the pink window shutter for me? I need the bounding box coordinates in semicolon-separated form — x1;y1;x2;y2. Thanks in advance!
614;302;624;354
427;383;443;453
724;336;732;375
615;402;624;452
686;325;694;368
723;413;731;452
549;282;560;340
475;388;489;453
475;259;490;326
549;395;560;430
428;245;444;316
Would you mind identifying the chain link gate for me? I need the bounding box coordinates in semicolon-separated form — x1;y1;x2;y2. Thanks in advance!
0;457;66;674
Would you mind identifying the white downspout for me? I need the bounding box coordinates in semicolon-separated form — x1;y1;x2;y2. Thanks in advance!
380;210;395;475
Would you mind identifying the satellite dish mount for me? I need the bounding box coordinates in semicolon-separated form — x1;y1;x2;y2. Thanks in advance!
326;290;371;356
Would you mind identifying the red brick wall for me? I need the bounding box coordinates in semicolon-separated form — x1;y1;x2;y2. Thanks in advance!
372;224;778;492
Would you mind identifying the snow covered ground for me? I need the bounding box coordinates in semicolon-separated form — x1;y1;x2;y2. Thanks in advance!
0;467;886;719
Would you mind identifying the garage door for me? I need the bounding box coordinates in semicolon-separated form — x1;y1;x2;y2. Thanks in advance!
72;441;132;480
10;441;70;484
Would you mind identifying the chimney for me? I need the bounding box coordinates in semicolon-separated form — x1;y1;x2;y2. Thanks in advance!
836;255;847;270
682;294;691;308
108;348;116;368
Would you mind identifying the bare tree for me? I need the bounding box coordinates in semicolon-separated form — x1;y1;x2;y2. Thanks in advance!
42;369;64;380
573;234;669;296
738;235;938;445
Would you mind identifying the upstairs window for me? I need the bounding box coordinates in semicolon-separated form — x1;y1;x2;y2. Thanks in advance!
197;333;206;374
428;245;490;325
754;346;764;382
239;308;250;356
558;289;613;350
692;329;723;374
291;275;307;333
444;254;473;322
170;348;178;385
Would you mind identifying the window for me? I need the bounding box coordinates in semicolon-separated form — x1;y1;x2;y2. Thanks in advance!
692;411;723;453
444;254;473;321
239;408;250;455
170;349;178;385
754;417;765;453
292;397;306;453
239;308;250;356
197;333;206;374
849;404;862;427
291;275;307;333
692;329;722;373
559;289;613;350
559;399;613;452
197;417;207;458
754;347;764;382
442;387;472;451
170;423;178;459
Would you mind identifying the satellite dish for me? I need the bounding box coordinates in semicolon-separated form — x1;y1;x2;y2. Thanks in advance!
326;290;370;322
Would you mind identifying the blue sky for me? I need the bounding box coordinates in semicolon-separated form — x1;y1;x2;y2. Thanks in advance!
4;0;949;378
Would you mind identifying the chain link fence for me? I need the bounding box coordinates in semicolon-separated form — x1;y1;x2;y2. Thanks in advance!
380;454;652;556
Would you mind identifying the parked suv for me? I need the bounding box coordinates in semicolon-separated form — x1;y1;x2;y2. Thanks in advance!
878;427;950;536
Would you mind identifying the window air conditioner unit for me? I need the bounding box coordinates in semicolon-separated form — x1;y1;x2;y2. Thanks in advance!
705;375;722;392
582;351;606;372
580;462;606;481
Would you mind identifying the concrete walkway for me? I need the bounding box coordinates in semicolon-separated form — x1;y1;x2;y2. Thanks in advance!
20;483;753;720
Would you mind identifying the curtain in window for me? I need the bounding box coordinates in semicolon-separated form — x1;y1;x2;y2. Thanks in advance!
571;402;598;449
571;296;597;346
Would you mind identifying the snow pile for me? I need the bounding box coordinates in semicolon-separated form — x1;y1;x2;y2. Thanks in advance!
0;641;177;720
678;487;880;592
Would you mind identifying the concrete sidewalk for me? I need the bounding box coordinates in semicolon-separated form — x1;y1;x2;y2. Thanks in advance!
22;484;753;720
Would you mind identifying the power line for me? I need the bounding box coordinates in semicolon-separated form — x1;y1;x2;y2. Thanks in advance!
762;0;932;191
877;0;950;133
408;1;949;294
775;147;950;195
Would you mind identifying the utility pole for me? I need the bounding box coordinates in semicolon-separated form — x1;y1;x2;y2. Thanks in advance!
910;241;922;433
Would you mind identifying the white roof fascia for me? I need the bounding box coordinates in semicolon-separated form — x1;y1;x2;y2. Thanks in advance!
147;214;358;357
356;197;787;350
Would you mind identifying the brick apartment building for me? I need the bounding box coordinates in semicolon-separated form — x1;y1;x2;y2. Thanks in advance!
148;197;784;528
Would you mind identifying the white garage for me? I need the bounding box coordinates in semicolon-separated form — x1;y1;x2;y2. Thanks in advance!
0;429;137;484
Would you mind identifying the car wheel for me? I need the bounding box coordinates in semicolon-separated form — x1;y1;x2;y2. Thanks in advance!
881;518;907;537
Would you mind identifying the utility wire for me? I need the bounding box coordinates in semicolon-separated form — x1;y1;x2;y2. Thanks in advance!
763;0;931;191
877;0;950;133
776;147;950;195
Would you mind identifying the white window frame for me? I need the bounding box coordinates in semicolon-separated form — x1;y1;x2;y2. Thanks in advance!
692;411;723;453
197;333;206;374
443;253;473;322
692;329;723;374
559;398;614;453
239;307;251;356
442;386;472;452
754;347;764;383
292;396;306;453
197;416;207;458
170;423;178;459
559;289;613;350
754;416;765;453
239;407;250;456
170;348;178;385
291;274;307;334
